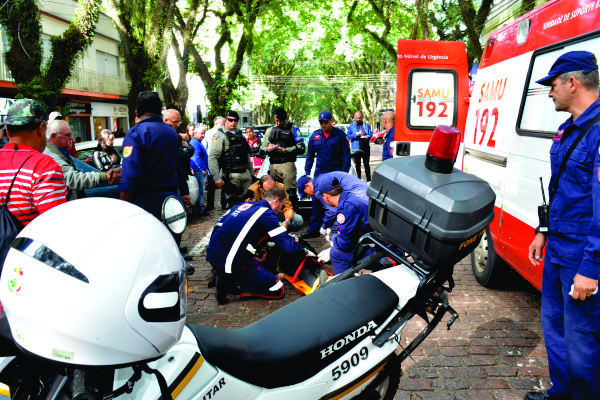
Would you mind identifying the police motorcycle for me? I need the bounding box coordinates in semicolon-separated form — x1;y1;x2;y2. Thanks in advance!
0;126;495;400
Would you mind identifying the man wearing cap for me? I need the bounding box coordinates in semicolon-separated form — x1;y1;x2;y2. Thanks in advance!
347;111;373;181
0;99;67;227
301;110;351;239
297;171;367;236
119;92;185;221
208;110;253;209
44;120;121;200
260;107;305;197
527;50;600;400
319;178;371;274
382;110;395;162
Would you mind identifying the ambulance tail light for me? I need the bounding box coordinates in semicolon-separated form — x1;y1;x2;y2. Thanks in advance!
483;38;495;60
425;125;462;173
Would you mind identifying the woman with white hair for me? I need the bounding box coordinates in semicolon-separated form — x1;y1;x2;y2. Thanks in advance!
93;129;121;171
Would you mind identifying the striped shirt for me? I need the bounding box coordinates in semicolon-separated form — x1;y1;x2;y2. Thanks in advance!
0;143;68;226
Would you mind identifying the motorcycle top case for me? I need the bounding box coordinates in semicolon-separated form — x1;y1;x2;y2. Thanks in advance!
368;155;495;268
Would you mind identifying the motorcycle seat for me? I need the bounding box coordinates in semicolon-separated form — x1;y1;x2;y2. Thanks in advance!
188;274;400;389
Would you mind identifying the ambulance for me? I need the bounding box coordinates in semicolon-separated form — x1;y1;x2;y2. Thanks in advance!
394;0;600;291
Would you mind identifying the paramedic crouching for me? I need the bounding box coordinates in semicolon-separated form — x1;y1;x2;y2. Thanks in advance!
527;50;600;400
319;179;371;274
207;186;308;304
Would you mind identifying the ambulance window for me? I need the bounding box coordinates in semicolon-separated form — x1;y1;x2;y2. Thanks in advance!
407;69;457;130
519;38;600;135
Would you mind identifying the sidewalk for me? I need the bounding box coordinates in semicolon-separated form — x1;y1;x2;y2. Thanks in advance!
182;199;550;400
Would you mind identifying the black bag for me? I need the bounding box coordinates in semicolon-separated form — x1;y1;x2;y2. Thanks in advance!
0;156;32;272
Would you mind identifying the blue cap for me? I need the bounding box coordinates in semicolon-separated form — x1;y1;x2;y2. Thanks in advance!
297;175;311;199
318;110;332;122
536;50;598;86
319;178;341;194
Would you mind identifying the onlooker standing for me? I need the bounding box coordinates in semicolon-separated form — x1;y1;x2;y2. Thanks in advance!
260;107;304;196
527;51;600;400
302;110;350;239
208;110;253;209
48;111;77;158
346;111;372;181
246;127;263;174
381;111;395;162
163;109;191;207
190;125;209;217
44;120;120;200
203;116;224;211
0;99;67;226
119;92;183;221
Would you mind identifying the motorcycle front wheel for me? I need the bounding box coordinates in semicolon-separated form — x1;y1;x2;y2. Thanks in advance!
352;364;401;400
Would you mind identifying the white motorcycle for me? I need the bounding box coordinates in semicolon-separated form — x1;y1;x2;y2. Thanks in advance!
0;127;495;400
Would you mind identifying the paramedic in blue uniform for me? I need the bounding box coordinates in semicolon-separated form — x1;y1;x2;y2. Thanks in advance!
319;178;371;274
297;171;367;234
527;50;600;400
381;110;395;161
301;110;351;239
207;186;308;304
119;92;185;220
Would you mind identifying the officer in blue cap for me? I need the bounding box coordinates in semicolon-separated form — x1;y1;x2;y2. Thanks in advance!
318;176;371;274
527;50;600;400
301;110;351;239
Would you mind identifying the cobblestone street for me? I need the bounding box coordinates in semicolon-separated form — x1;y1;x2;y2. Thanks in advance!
182;144;550;400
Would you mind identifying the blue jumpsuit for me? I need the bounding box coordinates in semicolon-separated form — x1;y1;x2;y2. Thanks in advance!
118;115;183;219
207;199;305;298
329;190;371;274
382;126;395;161
314;171;368;230
543;98;600;400
304;128;351;232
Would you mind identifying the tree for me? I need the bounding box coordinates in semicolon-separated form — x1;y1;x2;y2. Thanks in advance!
190;0;268;122
107;0;176;125
0;0;100;110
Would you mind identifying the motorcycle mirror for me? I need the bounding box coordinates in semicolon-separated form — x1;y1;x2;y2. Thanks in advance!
161;196;187;235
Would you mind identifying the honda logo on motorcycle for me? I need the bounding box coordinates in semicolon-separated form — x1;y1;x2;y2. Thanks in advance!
320;321;377;359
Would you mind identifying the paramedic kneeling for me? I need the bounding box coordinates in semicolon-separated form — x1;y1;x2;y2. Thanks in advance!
527;50;600;400
320;180;371;275
207;186;307;304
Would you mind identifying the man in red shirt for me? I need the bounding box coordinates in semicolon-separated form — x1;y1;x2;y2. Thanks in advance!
0;99;67;226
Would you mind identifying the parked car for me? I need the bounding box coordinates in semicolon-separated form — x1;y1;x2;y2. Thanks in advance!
371;130;386;144
334;123;350;133
74;138;199;205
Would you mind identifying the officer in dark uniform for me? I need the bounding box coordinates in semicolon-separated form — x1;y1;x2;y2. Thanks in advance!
260;107;304;198
119;92;185;221
207;186;308;304
527;51;600;400
208;110;253;209
301;110;351;239
318;178;371;274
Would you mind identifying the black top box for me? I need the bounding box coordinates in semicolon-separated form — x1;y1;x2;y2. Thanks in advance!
368;155;495;268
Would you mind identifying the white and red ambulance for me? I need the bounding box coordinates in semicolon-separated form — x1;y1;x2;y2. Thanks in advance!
394;0;600;291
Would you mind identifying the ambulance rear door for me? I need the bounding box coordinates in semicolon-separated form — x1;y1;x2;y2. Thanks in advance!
395;40;470;167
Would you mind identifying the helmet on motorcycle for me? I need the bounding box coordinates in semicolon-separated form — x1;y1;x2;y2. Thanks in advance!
0;198;187;366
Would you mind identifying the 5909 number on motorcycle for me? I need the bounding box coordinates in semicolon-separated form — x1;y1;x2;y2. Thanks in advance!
332;347;368;380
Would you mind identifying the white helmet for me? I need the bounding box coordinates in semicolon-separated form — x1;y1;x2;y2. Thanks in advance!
0;198;187;366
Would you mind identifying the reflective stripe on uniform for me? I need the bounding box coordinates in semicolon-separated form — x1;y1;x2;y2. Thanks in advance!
225;207;268;273
269;280;284;291
268;226;287;237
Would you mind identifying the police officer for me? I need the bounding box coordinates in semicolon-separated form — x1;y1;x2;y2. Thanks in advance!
260;107;304;197
302;110;351;239
527;51;600;400
207;186;308;304
318;178;371;274
297;171;367;236
119;92;186;220
208;110;253;209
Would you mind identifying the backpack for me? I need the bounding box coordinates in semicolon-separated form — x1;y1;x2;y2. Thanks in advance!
0;156;32;272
